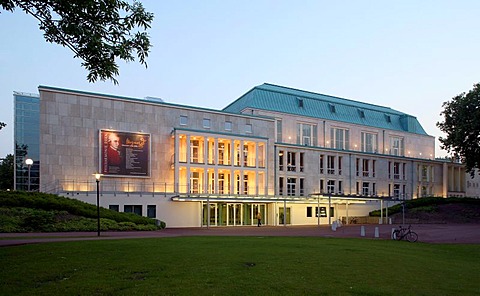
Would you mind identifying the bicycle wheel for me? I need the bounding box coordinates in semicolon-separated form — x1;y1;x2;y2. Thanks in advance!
393;230;402;240
406;231;418;242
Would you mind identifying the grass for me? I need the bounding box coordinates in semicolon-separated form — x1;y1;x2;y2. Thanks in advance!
1;237;479;295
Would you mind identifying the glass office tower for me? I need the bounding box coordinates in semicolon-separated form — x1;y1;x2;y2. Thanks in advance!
14;92;40;191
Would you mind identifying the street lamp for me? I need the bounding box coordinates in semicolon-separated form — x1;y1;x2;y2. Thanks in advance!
25;158;33;191
94;173;103;236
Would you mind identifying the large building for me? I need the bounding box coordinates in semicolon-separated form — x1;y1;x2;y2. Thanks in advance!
14;84;480;227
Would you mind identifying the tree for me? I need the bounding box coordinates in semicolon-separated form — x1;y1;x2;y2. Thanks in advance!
437;83;480;176
1;0;154;84
0;154;14;190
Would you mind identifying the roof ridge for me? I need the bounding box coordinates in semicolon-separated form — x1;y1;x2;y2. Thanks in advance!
260;83;402;115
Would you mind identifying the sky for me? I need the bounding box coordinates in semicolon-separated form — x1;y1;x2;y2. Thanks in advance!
1;0;479;159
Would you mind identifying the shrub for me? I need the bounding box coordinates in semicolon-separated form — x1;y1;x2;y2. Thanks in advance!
370;197;480;216
0;191;166;232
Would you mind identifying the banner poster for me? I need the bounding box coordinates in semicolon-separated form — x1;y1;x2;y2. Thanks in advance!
100;130;150;177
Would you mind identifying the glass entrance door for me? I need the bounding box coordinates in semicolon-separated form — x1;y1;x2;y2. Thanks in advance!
279;207;291;225
227;203;242;226
251;204;266;226
203;202;267;226
202;203;218;226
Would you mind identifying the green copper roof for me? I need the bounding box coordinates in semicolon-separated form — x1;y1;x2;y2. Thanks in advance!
223;83;428;135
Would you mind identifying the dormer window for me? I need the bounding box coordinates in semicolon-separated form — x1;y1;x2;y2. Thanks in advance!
297;97;304;108
329;103;336;113
358;109;365;118
385;114;391;123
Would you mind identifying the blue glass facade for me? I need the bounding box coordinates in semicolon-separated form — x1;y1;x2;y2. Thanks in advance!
14;92;40;191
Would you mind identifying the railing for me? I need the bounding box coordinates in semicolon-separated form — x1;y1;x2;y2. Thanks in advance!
45;179;268;198
45;179;174;197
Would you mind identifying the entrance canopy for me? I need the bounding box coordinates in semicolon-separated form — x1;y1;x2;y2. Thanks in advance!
171;193;394;204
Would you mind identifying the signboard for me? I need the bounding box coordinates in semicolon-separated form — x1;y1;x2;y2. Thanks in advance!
100;130;150;177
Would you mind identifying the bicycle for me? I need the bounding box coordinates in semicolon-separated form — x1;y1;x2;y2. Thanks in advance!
392;225;418;242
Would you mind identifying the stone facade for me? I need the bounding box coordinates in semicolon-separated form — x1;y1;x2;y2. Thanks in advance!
35;85;480;227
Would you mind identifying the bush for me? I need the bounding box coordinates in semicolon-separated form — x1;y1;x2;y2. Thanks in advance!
0;191;166;233
370;197;480;216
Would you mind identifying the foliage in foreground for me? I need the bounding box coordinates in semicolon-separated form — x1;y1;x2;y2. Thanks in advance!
0;237;478;295
369;196;480;217
1;0;154;84
0;191;166;232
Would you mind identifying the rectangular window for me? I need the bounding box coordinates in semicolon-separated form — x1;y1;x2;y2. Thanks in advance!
147;205;156;218
338;181;343;194
421;185;427;197
225;121;232;131
180;115;188;126
217;139;231;165
320;179;324;193
276;119;282;142
356;158;360;177
306;206;313;217
287;152;296;172
338;156;342;175
372;183;376;196
394;184;401;197
278;150;284;171
363;159;369;177
327;180;335;194
109;205;119;212
372;160;376;177
297;123;317;146
299;153;304;172
246;124;253;133
300;178;305;196
190;139;199;163
190;171;200;193
219;171;231;194
243;144;248;167
402;163;406;180
330;128;349;150
203;118;211;129
390;136;404;156
287;177;296;196
361;132;378;153
208;171;215;194
124;205;142;216
421;165;428;182
319;155;324;174
243;174;249;195
362;182;369;196
394;162;400;180
327;155;335;174
316;207;327;217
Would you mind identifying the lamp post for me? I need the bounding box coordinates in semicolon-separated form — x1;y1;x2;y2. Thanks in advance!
25;158;33;191
94;173;103;236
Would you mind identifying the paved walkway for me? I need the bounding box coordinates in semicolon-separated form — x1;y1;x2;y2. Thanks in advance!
1;224;479;247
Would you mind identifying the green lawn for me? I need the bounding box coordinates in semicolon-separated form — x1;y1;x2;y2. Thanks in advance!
1;237;479;295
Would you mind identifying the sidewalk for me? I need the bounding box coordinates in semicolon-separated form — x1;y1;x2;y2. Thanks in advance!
1;224;479;247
